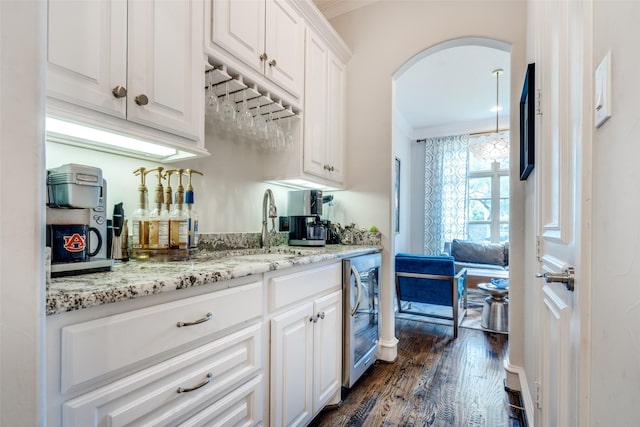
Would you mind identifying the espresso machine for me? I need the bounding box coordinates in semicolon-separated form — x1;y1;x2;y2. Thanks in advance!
287;190;326;247
46;164;113;277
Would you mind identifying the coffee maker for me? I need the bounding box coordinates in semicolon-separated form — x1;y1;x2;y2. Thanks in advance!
287;190;326;247
46;164;113;277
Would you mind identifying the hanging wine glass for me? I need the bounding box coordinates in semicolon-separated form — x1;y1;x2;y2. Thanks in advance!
205;71;220;128
219;81;237;132
252;104;268;147
236;89;253;140
285;115;295;150
266;109;278;151
276;119;286;151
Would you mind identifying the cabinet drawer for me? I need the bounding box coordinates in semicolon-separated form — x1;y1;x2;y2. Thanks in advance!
268;262;341;312
61;281;262;393
180;375;263;427
63;323;263;427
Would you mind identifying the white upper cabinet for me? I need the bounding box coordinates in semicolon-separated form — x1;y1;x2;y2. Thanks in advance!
47;0;205;147
126;0;203;140
325;51;346;183
208;0;305;100
302;30;329;178
211;0;266;74
303;27;346;185
47;0;128;118
264;0;305;98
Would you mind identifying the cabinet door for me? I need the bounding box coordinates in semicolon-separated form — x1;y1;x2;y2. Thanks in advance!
271;302;314;427
264;0;304;98
326;52;346;184
47;0;127;118
313;290;342;413
303;29;329;179
211;0;265;74
127;0;203;141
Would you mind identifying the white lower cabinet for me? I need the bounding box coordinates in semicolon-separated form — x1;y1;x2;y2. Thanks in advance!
268;262;343;426
63;323;263;426
48;261;348;427
47;279;264;427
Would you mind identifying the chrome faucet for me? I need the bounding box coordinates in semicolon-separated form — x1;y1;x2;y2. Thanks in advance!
262;189;278;248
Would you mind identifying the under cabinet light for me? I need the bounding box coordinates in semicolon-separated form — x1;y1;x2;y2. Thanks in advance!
45;117;200;161
266;179;341;192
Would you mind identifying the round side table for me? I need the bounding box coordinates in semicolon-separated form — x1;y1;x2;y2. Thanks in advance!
477;282;509;332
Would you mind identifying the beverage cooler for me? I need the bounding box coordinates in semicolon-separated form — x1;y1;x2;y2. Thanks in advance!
342;252;381;388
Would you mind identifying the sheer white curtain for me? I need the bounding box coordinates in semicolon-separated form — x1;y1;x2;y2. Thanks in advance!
423;134;469;254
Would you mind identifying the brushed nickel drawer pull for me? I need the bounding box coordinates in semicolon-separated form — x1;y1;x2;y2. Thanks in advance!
176;312;212;327
177;372;213;393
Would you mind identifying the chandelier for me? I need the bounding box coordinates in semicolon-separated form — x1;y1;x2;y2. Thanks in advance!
469;68;510;162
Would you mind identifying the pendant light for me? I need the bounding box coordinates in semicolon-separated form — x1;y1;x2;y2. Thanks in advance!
469;68;510;162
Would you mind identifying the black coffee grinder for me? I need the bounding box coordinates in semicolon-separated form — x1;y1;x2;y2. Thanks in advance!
287;190;326;247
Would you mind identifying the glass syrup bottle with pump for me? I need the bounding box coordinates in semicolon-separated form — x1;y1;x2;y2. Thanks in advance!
185;169;203;250
131;167;151;258
148;167;170;251
169;169;188;254
163;169;175;220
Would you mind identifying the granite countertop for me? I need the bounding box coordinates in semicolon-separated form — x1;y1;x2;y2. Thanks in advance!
47;244;382;316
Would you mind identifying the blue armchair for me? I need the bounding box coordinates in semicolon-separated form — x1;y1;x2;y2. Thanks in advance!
395;253;467;338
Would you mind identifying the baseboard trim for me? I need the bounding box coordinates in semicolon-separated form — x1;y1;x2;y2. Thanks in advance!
504;359;534;427
376;337;399;362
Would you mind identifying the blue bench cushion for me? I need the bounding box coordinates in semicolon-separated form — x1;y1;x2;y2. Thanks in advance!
395;254;463;307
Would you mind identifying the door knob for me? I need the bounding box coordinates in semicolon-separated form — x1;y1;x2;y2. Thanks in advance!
536;266;575;291
112;85;127;98
135;94;149;106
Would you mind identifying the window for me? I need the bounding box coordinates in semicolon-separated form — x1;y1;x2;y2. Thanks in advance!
467;152;509;243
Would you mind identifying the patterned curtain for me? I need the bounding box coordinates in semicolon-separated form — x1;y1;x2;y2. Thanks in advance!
423;134;469;255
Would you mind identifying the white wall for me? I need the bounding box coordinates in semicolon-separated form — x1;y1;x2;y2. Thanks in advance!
47;126;292;234
329;0;526;363
0;0;46;424
590;2;640;423
392;107;412;254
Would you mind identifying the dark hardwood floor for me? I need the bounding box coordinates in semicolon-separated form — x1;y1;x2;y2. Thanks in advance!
310;318;524;427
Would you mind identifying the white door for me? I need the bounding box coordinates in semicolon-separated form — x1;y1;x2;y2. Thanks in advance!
127;0;203;141
271;302;314;427
533;0;591;425
264;0;304;98
47;0;127;118
210;0;265;74
326;51;346;184
312;290;341;412
303;28;329;179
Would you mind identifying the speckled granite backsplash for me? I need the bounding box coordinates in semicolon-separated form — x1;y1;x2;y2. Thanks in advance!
197;229;382;251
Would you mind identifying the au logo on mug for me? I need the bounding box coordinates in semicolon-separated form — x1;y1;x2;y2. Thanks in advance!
63;233;86;252
48;224;102;263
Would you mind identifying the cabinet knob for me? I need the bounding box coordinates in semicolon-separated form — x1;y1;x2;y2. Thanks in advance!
135;94;149;106
309;316;317;323
329;166;335;172
112;85;127;99
323;164;329;171
317;312;325;321
260;53;268;61
268;59;277;67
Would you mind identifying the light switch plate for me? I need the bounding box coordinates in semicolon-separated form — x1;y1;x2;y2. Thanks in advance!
595;51;612;128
